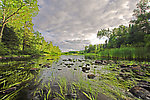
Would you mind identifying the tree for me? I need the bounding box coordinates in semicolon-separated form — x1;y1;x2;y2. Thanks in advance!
97;28;111;39
131;0;150;34
32;31;43;51
0;0;39;42
1;25;21;53
85;46;88;53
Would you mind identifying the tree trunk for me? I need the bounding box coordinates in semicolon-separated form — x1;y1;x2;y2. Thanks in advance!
22;35;25;52
0;23;5;42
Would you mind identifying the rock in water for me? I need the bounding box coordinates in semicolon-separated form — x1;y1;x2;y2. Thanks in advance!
30;68;39;71
74;68;77;70
87;74;96;79
52;97;61;100
39;64;42;66
95;60;102;64
119;64;128;68
47;59;54;60
58;68;62;70
129;86;150;100
0;87;17;94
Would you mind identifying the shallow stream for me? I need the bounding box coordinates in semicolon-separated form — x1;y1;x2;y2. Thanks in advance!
0;55;149;100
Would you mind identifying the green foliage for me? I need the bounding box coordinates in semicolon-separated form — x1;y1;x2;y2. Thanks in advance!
98;47;150;60
0;42;10;55
97;28;111;39
2;25;21;54
84;0;150;59
0;0;39;42
0;1;61;56
85;44;105;53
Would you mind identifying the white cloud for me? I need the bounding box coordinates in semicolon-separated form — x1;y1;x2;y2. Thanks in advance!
33;0;139;52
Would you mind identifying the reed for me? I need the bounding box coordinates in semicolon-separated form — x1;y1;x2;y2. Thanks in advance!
98;47;150;60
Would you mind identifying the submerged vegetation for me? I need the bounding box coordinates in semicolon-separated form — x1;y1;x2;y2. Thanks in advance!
0;55;150;100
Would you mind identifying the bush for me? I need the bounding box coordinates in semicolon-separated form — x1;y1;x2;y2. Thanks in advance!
0;43;10;56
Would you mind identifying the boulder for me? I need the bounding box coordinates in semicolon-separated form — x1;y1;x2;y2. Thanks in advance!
119;64;129;68
112;69;117;71
129;86;150;100
143;64;150;67
68;65;71;68
131;64;138;67
109;60;114;63
87;74;96;79
137;80;150;92
103;60;108;64
65;63;69;66
42;63;51;68
86;67;90;70
86;63;90;66
119;72;132;80
131;66;145;76
79;65;82;67
39;64;42;66
78;59;82;62
0;87;16;94
65;93;77;99
30;68;39;71
74;68;77;70
82;67;87;72
68;58;72;61
63;59;67;61
70;63;74;65
82;66;90;71
121;68;131;72
52;97;61;100
58;68;62;70
82;69;89;73
95;60;102;64
30;62;35;64
47;59;54;60
94;66;97;68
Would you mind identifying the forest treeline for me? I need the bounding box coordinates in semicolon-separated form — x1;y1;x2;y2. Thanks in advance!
85;0;150;60
0;0;61;56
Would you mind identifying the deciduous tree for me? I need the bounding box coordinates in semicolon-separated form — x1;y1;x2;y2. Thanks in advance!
0;0;39;42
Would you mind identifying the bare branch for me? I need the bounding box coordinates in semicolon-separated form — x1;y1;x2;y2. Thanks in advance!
4;4;26;22
5;12;31;24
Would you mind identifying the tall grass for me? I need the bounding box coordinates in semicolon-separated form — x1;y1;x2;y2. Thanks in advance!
98;47;150;61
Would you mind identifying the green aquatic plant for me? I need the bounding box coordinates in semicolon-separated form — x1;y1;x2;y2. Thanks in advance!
98;47;150;60
46;86;51;100
82;91;97;100
55;82;65;100
1;87;23;100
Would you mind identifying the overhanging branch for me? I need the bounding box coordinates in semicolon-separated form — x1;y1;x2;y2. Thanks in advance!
5;4;26;22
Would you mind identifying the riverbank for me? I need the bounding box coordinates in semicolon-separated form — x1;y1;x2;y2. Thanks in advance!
0;53;62;61
62;47;150;61
0;55;40;61
0;55;150;100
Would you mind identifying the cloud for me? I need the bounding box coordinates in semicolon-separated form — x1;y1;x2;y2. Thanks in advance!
33;0;139;52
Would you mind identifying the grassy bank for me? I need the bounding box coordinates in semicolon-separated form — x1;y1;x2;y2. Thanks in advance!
98;47;150;61
0;54;31;58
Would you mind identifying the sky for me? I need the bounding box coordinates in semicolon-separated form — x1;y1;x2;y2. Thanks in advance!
32;0;139;52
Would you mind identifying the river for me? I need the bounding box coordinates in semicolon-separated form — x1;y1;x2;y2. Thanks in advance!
0;55;149;100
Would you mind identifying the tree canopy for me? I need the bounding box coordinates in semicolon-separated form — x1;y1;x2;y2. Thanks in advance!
0;0;39;42
85;0;150;53
0;0;61;55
